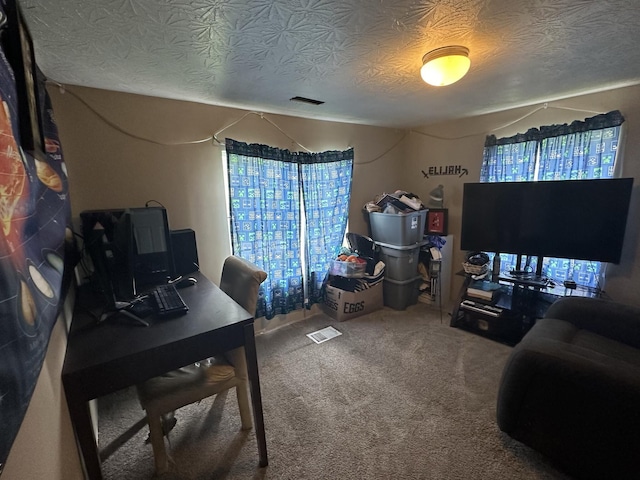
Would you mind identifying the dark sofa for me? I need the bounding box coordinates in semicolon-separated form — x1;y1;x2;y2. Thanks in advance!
496;296;640;480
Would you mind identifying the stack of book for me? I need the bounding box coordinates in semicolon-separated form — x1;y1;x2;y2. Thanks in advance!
466;281;503;302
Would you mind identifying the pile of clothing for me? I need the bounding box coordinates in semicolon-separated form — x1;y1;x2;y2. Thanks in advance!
363;190;425;214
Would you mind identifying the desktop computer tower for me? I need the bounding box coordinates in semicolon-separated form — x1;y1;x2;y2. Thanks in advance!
170;229;199;276
80;208;135;301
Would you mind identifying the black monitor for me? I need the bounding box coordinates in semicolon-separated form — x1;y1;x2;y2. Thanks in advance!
81;207;174;302
128;207;174;290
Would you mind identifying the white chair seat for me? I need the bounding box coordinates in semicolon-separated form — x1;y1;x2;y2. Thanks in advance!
136;256;267;475
137;358;237;413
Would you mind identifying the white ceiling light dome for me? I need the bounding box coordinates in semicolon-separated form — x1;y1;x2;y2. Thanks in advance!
421;46;471;87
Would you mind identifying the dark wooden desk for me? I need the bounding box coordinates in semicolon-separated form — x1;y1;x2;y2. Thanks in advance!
62;272;268;479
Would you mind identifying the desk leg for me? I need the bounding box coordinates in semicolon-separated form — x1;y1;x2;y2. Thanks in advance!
243;322;268;468
66;394;103;479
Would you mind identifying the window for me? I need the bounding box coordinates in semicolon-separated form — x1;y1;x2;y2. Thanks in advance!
225;138;353;319
481;110;624;289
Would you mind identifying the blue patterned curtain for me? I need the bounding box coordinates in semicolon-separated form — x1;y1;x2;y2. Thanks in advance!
537;111;624;288
480;111;624;289
226;140;302;319
481;131;539;275
226;139;353;319
481;129;538;183
300;151;354;306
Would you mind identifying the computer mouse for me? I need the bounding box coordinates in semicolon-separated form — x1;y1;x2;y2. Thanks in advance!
176;277;197;288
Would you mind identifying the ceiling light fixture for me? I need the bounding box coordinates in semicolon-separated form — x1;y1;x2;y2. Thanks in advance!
420;46;470;87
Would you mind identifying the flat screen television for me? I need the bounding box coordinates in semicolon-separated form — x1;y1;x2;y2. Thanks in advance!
460;178;634;265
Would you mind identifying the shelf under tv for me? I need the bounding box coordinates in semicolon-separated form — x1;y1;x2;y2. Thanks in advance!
450;271;599;346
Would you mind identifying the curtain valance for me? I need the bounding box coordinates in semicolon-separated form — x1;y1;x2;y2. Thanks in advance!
484;127;541;147
485;110;624;146
539;110;624;138
226;138;353;164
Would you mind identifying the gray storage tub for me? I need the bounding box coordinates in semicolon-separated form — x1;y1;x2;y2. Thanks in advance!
383;275;421;310
369;210;426;246
376;241;422;281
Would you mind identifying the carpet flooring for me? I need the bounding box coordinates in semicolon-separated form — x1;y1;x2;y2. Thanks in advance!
98;303;571;479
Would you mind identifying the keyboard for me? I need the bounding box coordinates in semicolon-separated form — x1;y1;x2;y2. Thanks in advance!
152;283;189;316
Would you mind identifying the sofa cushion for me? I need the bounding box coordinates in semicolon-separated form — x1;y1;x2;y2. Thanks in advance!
544;297;640;349
528;318;640;369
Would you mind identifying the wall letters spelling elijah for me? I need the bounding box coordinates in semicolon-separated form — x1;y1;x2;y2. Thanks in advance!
421;165;468;178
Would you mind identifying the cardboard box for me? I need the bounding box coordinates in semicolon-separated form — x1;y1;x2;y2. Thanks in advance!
322;282;383;321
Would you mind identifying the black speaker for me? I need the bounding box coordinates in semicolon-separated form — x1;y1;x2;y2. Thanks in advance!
170;229;199;276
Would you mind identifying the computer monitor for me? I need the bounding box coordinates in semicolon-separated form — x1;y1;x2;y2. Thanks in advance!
81;207;174;302
128;207;174;290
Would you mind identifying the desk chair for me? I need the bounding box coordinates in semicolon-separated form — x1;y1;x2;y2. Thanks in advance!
136;256;267;475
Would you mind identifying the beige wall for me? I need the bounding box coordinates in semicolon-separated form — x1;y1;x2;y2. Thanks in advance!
404;84;640;306
3;293;84;480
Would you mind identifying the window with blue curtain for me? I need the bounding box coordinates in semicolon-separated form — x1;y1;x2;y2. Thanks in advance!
300;153;353;307
479;110;624;289
225;138;353;320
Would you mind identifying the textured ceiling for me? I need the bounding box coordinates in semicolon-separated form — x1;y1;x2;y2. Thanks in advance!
19;0;640;128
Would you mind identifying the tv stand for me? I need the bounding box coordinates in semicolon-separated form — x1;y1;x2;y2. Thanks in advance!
450;271;597;345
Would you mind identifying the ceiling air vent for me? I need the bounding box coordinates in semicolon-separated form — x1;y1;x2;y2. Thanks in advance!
290;96;324;106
